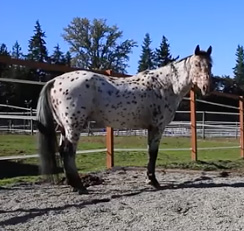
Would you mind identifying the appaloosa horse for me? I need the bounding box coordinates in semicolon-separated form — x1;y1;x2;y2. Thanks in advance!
36;45;212;193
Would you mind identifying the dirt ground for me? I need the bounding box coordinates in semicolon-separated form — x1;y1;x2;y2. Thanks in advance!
1;167;244;231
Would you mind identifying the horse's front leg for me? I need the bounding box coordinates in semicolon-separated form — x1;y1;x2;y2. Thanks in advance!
147;127;163;188
59;136;87;194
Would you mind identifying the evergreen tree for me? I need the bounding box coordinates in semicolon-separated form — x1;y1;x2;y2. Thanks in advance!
0;44;14;104
233;45;244;85
65;51;72;66
51;44;66;65
0;43;9;56
154;36;178;67
63;17;137;73
27;20;49;82
11;41;23;59
27;20;49;63
137;33;155;72
0;43;10;77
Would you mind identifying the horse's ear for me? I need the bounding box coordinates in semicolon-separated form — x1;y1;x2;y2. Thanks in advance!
195;45;200;55
207;46;212;55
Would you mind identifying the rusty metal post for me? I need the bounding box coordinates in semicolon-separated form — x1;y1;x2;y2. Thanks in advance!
190;88;197;161
105;70;114;168
239;96;244;158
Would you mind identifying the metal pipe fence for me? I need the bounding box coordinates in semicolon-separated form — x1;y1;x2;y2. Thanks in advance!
0;110;240;139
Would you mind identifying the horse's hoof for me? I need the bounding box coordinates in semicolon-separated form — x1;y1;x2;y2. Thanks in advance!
146;173;161;189
77;187;89;195
147;180;161;189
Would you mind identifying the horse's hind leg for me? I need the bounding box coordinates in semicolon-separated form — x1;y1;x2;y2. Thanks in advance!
147;126;162;188
59;135;87;194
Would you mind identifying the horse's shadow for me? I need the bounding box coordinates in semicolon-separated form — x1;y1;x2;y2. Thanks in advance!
1;175;244;227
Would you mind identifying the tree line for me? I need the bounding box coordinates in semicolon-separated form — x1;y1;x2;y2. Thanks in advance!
0;17;244;113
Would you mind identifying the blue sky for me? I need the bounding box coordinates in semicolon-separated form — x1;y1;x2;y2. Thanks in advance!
0;0;243;76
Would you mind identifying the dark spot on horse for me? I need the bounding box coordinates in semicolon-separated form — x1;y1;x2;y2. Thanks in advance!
59;82;62;85
71;78;74;82
65;112;68;116
127;102;131;104
83;73;87;75
77;111;80;114
107;90;113;96
54;90;56;93
102;82;105;85
72;113;75;116
81;106;86;109
153;110;158;117
86;84;90;88
67;97;72;100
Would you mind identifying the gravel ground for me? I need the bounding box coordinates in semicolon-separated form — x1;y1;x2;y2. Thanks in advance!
1;168;244;231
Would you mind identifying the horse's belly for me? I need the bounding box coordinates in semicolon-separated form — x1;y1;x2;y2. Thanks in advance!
90;108;150;129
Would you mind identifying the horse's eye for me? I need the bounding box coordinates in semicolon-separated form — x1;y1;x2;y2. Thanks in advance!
195;63;200;67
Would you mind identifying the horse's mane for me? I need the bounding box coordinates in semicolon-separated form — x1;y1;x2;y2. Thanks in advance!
137;50;212;76
176;51;212;66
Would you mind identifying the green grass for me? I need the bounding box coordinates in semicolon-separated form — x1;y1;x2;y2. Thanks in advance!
0;134;243;185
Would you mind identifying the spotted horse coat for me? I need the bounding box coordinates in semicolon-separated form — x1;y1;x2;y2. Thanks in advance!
37;45;212;193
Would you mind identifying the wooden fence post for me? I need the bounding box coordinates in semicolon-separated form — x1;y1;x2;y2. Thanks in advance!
190;88;197;161
105;69;114;168
106;127;114;168
239;96;244;158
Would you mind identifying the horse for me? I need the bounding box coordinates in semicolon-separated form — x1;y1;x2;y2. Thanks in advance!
36;45;212;194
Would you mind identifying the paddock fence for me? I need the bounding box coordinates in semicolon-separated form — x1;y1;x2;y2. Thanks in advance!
0;56;244;168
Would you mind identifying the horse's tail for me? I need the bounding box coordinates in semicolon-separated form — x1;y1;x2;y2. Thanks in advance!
36;79;59;176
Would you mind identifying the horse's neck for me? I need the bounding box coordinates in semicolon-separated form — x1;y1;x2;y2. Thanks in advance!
158;58;192;100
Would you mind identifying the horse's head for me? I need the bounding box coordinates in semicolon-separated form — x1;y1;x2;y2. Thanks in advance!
190;45;212;96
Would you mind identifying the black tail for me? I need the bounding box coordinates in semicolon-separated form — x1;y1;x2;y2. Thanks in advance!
36;79;59;175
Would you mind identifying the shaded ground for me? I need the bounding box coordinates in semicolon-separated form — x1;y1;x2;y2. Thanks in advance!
0;161;40;179
1;168;244;230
